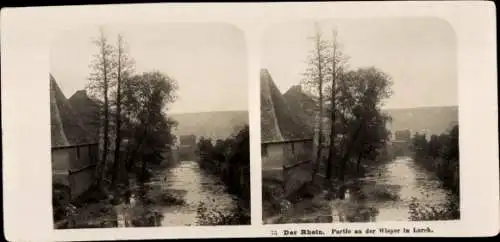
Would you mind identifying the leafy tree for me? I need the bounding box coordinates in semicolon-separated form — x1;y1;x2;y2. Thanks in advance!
225;126;250;200
328;67;393;186
120;71;178;182
411;132;428;159
411;124;459;195
195;125;250;210
444;125;459;161
196;137;214;163
427;135;442;159
408;126;460;217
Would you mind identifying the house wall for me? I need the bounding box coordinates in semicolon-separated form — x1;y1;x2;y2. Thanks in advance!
52;149;70;171
261;139;313;199
52;144;98;200
283;160;313;197
282;140;313;167
262;143;284;169
69;168;95;199
69;145;98;170
261;143;285;182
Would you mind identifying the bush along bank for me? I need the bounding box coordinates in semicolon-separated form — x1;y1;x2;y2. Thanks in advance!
195;125;251;224
409;124;459;220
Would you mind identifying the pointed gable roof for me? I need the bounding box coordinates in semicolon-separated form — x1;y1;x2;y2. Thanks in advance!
50;74;70;147
260;69;313;143
50;74;94;147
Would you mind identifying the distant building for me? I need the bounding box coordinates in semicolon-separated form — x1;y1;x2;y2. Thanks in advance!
390;129;412;157
179;134;197;160
394;129;412;141
180;134;197;146
260;69;314;200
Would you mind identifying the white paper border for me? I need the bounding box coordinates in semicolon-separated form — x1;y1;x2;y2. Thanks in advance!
1;1;498;240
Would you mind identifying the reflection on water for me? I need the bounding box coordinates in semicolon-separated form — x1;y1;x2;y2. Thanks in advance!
330;157;455;222
159;160;238;226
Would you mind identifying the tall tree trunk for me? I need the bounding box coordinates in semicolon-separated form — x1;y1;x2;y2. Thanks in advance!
338;121;363;183
112;35;123;187
99;31;110;186
141;156;148;182
326;30;338;180
126;102;153;173
356;152;363;173
311;25;325;180
126;127;148;172
326;107;335;179
102;88;109;181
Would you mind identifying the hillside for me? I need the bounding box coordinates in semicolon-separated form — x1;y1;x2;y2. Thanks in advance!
383;106;458;136
170;110;248;141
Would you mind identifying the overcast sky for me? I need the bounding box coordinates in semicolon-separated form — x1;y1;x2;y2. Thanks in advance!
51;23;248;114
261;17;457;109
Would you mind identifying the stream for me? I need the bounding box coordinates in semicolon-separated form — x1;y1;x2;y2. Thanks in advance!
329;156;457;222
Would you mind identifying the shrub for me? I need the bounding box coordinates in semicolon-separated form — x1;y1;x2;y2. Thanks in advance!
195;201;250;225
408;196;460;221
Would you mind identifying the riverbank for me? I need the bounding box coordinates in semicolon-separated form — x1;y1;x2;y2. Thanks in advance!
55;175;186;229
54;161;194;229
194;125;251;224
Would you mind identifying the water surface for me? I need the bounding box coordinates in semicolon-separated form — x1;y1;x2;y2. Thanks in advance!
330;156;456;222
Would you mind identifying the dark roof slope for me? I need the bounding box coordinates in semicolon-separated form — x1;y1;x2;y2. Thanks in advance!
50;75;94;146
69;90;101;142
50;75;70;147
260;69;313;143
283;85;317;131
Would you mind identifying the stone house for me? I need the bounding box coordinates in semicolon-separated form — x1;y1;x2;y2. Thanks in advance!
50;75;98;204
260;69;314;201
